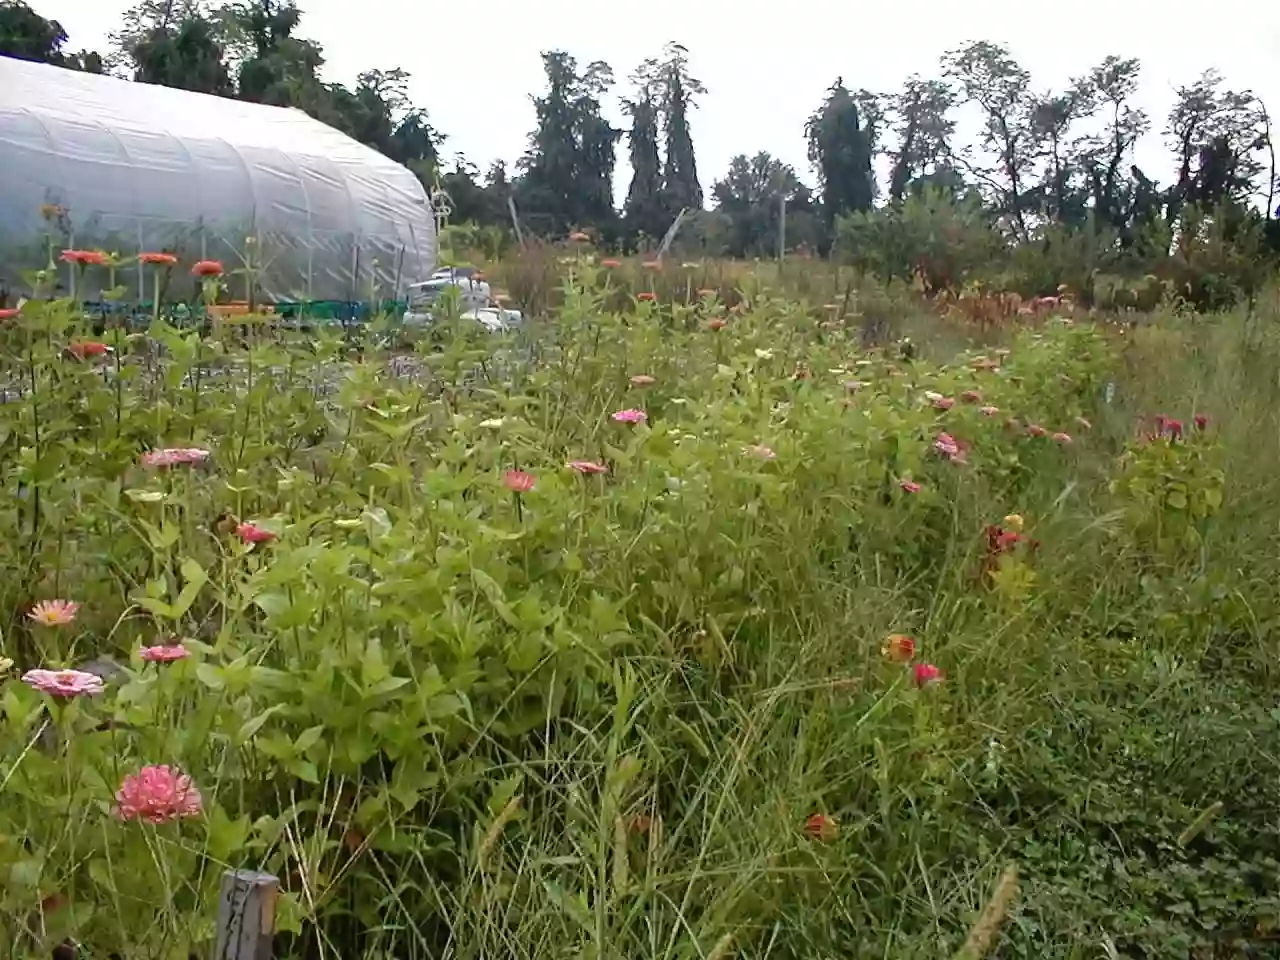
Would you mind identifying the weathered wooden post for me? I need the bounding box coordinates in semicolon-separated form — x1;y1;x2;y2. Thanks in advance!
213;869;279;960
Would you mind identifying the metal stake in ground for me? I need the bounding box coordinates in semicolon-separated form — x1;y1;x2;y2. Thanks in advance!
214;869;279;960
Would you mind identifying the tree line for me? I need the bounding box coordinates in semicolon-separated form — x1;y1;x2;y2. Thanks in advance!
3;0;1278;305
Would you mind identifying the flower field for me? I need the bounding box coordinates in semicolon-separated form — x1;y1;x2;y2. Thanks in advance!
3;267;1280;959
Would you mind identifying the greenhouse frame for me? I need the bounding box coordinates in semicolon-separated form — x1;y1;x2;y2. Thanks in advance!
0;55;437;304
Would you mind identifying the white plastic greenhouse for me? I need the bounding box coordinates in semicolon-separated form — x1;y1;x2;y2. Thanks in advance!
0;55;436;302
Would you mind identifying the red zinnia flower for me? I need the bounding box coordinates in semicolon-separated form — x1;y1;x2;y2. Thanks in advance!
191;259;224;278
637;291;656;302
61;249;107;266
600;258;621;268
1193;413;1208;431
707;318;727;331
882;633;916;662
804;813;839;842
0;307;18;320
138;252;178;266
67;341;110;359
504;469;536;493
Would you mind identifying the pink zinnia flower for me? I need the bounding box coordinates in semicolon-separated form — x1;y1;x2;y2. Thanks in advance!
0;307;18;321
612;408;647;424
28;599;79;626
745;444;776;460
629;374;656;387
191;259;224;278
140;644;189;663
707;318;727;331
22;668;104;698
567;460;608;474
235;522;275;544
503;469;536;493
1052;432;1073;444
933;396;955;410
1027;424;1047;438
960;389;982;403
138;252;178;266
979;405;1001;417
912;663;943;688
115;765;204;824
600;258;621;269
140;448;211;469
899;478;921;493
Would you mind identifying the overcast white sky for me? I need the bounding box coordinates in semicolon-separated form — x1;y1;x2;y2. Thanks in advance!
31;0;1280;202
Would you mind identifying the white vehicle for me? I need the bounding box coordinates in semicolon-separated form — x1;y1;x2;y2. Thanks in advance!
403;267;523;333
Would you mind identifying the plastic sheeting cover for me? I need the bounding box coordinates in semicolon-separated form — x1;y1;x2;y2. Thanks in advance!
0;56;436;301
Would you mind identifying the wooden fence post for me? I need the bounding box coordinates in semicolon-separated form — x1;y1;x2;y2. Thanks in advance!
213;869;279;960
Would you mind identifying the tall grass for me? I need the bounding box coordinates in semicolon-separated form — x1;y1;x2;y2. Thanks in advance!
1;275;1279;959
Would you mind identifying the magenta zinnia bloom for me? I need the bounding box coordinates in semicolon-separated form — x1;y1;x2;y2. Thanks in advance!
899;478;921;493
115;765;204;824
611;408;647;424
504;469;536;492
28;599;79;626
22;668;104;698
567;460;608;474
140;448;210;469
912;663;943;688
235;522;275;544
140;644;189;663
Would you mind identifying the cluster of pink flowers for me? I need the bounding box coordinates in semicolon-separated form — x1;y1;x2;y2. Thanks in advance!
1139;413;1208;442
14;599;204;825
933;432;968;464
140;447;211;469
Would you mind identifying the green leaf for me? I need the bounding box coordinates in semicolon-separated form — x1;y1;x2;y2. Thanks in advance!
294;725;325;753
195;663;225;691
237;705;284;743
169;557;208;619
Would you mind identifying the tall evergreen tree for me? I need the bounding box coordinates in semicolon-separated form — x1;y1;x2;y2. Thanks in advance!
623;62;666;242
806;78;876;229
657;42;705;218
517;50;620;234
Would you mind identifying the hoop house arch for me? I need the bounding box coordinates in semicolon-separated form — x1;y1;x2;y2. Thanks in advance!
0;56;436;302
